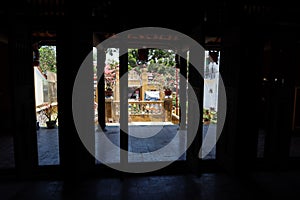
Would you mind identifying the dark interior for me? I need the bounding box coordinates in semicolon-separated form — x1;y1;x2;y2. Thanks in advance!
1;1;300;199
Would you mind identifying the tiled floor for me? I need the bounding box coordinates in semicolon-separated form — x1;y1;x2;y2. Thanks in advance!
9;124;217;166
37;127;60;165
95;124;189;164
1;125;300;168
0;135;15;169
1;126;300;199
0;124;216;168
1;171;300;200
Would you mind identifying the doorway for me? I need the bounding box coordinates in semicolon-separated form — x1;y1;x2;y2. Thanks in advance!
201;50;221;160
33;43;60;166
92;40;188;169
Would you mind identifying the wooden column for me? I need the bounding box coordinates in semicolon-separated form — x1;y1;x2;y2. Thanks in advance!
186;46;204;175
10;19;38;178
119;48;129;165
179;51;187;130
97;47;106;130
217;22;264;174
57;18;95;182
141;67;148;101
263;35;295;170
234;27;263;172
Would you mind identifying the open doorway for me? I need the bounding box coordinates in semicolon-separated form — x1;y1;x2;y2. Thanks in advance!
33;43;60;166
94;47;121;164
93;42;184;164
201;50;220;160
126;48;183;163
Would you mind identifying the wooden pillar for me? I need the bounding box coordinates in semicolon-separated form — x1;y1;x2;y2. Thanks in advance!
0;29;11;136
57;18;95;182
263;36;295;170
10;19;38;178
179;51;188;130
115;68;120;102
186;45;204;175
217;22;263;174
97;47;106;129
234;28;263;172
119;47;129;165
141;67;148;101
216;26;241;173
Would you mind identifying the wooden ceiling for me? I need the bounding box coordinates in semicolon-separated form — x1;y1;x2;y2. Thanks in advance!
4;0;299;26
4;1;299;44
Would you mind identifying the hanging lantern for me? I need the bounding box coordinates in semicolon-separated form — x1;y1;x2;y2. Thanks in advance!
138;48;148;63
209;51;219;64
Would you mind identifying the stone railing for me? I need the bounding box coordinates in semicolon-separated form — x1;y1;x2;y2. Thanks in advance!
105;99;173;123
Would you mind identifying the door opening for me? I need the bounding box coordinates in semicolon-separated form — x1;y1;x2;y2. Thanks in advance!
33;43;60;166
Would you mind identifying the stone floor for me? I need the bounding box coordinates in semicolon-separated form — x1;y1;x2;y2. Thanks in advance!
37;127;60;165
1;125;300;199
38;124;216;166
0;135;15;169
96;124;188;164
1;170;300;200
2;125;300;168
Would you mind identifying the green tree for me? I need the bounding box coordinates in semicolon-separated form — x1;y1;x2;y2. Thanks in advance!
39;46;57;73
128;49;138;71
128;48;177;91
104;48;177;91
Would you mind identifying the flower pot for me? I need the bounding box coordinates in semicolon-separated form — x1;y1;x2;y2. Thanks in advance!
105;89;113;97
164;90;172;96
46;121;56;129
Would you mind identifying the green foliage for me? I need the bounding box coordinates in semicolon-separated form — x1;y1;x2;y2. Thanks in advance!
102;48;178;92
128;48;177;90
39;46;57;73
148;49;176;67
128;48;175;68
128;49;138;71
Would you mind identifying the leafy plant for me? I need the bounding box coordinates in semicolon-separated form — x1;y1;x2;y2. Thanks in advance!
39;45;57;73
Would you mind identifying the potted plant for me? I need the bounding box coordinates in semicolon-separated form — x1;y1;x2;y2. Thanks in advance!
203;109;211;125
42;102;58;129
